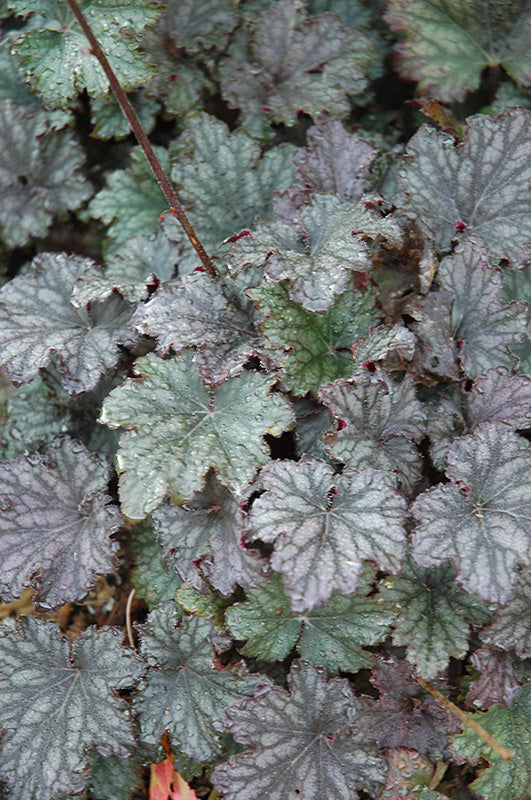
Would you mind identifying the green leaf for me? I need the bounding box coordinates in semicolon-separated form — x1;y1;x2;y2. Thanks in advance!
10;0;162;108
0;100;91;247
135;603;267;761
249;456;407;612
379;557;492;679
249;278;379;396
99;352;295;520
386;0;531;103
90;90;159;141
220;0;380;125
397;108;531;264
0;618;142;800
451;684;531;800
212;661;387;800
88;145;168;255
0;376;70;460
128;519;182;609
226;566;396;671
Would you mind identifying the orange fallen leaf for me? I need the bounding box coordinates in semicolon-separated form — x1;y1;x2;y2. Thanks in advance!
149;755;200;800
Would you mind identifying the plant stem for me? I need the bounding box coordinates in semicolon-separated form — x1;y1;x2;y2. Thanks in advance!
65;0;217;279
416;676;514;763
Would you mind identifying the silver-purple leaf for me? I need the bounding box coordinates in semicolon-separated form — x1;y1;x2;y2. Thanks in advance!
437;238;527;377
397;109;531;264
152;473;266;596
212;660;387;800
0;618;142;800
135;603;266;761
249;457;407;611
412;422;531;604
466;647;524;710
132;272;261;384
320;372;427;494
480;572;531;659
467;367;531;429
291;113;377;200
0;436;121;608
0;252;136;393
219;0;379;126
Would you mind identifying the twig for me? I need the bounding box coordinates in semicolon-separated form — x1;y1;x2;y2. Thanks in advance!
125;587;136;649
416;676;514;763
65;0;217;279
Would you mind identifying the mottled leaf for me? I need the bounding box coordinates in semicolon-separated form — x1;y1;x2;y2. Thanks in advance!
220;0;379;125
386;0;531;102
0;376;70;460
379;557;491;679
437;237;527;378
360;658;455;757
0;618;142;800
350;323;416;374
135;603;266;761
451;684;531;800
293;398;334;461
382;748;443;800
128;520;182;610
481;572;531;659
99;352;295;519
152;473;266;596
170;113;295;269
0;436;121;607
397;109;531;263
249;456;407;612
0;100;91;247
411;422;531;604
132;271;261;384
226;565;396;671
291;113;377;200
466;647;524;710
467;367;531;429
249;278;379;396
212;661;387;800
90;89;159;141
10;0;161;107
89;752;142;800
320;372;426;494
0;252;135;394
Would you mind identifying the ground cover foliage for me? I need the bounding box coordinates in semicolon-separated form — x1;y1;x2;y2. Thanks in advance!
0;1;530;798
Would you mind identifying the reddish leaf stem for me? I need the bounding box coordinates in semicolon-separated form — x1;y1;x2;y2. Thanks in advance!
65;0;217;279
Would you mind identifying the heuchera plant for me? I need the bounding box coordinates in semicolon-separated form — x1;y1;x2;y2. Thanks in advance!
0;1;530;799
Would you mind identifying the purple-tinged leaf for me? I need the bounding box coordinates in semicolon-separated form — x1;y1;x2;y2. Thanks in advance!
135;603;266;761
350;322;416;374
397;109;531;264
264;194;402;312
382;748;444;800
0;100;92;247
292;113;377;200
466;647;524;710
152;473;266;596
132;272;261;384
379;557;491;679
411;422;531;604
0;436;121;608
249;278;379;396
226;565;396;672
0;617;142;800
0;252;136;394
320;372;427;494
451;684;531;800
359;658;457;758
100;352;295;520
480;572;531;659
249;456;407;612
212;660;387;800
437;238;527;378
406;289;458;380
385;0;531;103
467;367;531;429
219;0;379;126
294;397;334;461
